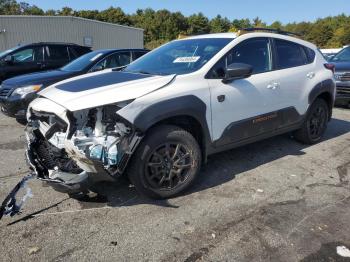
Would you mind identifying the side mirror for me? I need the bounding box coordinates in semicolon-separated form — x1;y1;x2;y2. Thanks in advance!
4;55;14;64
222;63;253;84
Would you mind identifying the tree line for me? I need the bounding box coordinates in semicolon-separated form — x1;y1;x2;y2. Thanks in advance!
1;0;350;49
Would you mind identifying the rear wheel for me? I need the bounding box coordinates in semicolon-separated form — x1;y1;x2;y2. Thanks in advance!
294;98;329;144
128;125;201;199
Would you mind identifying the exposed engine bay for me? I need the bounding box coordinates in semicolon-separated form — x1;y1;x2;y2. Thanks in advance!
25;102;142;194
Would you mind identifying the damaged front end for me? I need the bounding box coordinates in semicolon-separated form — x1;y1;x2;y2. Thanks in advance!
25;98;142;194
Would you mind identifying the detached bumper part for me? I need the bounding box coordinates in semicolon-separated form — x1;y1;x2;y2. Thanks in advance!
0;174;34;220
25;129;90;194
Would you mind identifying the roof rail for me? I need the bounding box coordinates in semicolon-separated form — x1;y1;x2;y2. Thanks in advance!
239;28;301;37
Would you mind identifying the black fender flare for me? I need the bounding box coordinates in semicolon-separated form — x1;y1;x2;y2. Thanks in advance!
133;95;212;157
308;79;335;119
308;79;335;105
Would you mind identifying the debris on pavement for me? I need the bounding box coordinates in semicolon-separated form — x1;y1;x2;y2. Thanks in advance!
0;174;35;220
337;246;350;258
28;247;41;255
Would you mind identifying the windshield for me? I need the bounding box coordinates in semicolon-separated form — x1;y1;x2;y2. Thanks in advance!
331;47;350;62
124;38;233;75
61;51;105;72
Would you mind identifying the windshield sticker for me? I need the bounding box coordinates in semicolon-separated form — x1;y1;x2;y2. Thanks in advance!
173;56;200;63
90;53;103;61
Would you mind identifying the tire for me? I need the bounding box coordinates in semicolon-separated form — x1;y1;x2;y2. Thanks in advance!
294;98;329;144
127;125;202;199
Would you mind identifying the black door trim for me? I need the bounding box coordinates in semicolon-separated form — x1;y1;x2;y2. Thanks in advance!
208;107;304;154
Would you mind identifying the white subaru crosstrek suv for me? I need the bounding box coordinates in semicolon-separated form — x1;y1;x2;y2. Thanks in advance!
25;30;336;199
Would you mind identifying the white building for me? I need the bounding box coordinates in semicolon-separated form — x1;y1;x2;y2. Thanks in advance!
0;15;144;51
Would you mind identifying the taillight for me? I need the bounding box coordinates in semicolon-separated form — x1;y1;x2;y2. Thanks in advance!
324;63;335;73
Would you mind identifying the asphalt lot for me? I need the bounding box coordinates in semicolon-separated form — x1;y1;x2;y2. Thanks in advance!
0;108;349;262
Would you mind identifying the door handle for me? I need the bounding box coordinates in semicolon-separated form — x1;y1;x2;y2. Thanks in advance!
272;82;280;90
307;72;315;79
267;82;280;90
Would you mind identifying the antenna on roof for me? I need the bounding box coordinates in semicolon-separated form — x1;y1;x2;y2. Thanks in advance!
238;28;301;37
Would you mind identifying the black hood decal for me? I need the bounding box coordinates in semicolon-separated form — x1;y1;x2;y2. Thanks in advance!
55;71;153;92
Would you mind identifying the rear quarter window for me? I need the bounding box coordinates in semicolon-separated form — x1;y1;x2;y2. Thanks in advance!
303;47;316;63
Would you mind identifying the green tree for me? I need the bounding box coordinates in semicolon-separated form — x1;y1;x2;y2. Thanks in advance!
0;0;20;14
74;10;99;20
253;16;265;27
97;7;130;25
58;7;73;16
209;15;231;33
269;21;282;30
45;9;56;16
187;12;210;35
19;2;44;15
307;22;333;48
231;18;251;31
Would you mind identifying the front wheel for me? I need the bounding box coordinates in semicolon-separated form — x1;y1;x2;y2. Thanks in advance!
294;98;329;144
127;125;202;199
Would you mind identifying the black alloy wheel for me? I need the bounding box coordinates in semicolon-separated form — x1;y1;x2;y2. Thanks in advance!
294;98;329;144
128;125;201;199
145;143;193;191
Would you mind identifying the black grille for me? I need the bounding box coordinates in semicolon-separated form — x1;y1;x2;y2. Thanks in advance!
337;87;350;96
0;85;13;97
339;72;350;82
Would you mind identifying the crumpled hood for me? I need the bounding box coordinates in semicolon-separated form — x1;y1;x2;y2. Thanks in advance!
39;70;175;111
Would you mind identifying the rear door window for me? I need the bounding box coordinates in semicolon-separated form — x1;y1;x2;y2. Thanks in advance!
113;51;132;67
93;51;132;71
46;45;69;62
274;39;308;69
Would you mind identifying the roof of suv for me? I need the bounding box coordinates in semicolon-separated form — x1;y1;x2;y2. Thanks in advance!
11;42;90;49
186;32;316;49
187;33;238;39
32;42;88;46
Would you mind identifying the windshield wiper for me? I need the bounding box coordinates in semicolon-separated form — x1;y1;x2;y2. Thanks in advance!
134;70;153;75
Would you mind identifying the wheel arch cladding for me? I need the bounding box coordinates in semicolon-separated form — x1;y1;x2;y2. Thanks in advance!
133;95;211;160
308;79;335;120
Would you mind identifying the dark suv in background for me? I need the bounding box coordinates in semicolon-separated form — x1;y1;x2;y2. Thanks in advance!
0;42;91;83
331;46;350;107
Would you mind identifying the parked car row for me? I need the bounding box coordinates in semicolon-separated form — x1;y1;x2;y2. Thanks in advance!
0;44;148;120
